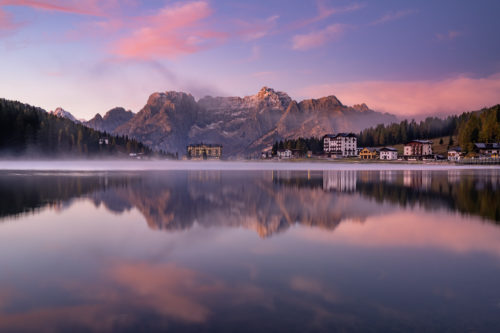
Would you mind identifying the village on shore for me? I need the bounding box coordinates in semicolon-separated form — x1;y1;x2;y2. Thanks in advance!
184;133;500;164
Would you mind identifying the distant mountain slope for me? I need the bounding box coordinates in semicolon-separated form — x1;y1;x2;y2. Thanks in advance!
115;87;397;157
50;107;80;123
85;107;135;133
0;98;156;157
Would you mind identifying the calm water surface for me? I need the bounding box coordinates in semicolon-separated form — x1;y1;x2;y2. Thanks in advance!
0;169;500;332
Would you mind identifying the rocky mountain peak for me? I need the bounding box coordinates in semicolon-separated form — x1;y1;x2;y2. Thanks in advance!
352;103;370;112
84;107;134;133
147;91;197;110
299;95;343;112
50;107;79;123
254;86;291;109
103;107;132;120
257;86;276;98
321;95;343;107
112;88;397;157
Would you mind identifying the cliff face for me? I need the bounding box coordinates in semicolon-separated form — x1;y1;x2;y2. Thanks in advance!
115;92;201;153
112;87;397;156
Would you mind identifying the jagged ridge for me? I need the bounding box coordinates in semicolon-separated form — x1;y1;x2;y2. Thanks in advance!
94;87;397;157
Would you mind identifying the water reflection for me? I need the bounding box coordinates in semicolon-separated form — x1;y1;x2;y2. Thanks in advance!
1;170;499;235
1;169;500;331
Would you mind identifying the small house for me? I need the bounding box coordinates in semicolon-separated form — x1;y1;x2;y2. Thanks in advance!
473;143;500;157
277;149;292;159
359;147;378;160
379;147;398;160
447;147;462;161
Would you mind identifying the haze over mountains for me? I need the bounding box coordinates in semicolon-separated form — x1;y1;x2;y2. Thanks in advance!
74;87;396;157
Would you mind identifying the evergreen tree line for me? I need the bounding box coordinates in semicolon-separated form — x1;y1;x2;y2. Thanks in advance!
271;137;324;155
271;105;500;154
0;98;172;158
358;116;459;147
358;105;500;152
457;105;500;152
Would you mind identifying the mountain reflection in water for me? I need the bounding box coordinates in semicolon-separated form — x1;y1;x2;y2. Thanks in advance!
1;169;500;332
1;170;499;236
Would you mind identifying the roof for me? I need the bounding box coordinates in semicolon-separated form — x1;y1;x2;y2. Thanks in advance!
449;146;462;152
361;147;379;152
406;140;433;144
380;147;397;152
474;143;500;149
323;133;357;139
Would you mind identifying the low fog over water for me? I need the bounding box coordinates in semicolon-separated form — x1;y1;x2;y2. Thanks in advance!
0;160;498;171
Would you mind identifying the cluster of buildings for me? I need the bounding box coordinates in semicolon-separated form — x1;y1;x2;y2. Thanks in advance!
187;137;499;162
264;134;438;161
448;143;500;161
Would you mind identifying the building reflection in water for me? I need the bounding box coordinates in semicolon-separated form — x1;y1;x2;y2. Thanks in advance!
322;170;357;192
0;169;499;237
0;169;500;332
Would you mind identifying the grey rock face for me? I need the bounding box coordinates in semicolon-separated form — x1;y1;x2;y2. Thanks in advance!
113;87;397;157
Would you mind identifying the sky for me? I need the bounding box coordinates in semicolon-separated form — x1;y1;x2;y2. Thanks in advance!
0;0;499;120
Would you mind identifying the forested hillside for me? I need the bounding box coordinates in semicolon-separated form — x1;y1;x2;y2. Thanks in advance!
272;105;500;155
0;99;168;157
271;137;324;155
358;105;500;152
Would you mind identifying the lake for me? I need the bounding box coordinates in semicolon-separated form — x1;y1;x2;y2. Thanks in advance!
0;167;499;332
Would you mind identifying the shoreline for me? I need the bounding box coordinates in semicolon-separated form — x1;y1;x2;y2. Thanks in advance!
0;159;499;171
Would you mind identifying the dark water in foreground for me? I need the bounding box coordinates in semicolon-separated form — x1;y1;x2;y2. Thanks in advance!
0;169;500;332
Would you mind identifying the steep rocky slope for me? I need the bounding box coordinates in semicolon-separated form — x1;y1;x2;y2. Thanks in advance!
114;87;397;156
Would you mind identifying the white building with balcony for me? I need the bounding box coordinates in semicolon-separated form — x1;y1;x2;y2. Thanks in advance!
323;133;357;157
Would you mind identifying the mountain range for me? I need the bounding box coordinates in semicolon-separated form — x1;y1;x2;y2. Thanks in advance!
85;107;135;133
66;87;398;157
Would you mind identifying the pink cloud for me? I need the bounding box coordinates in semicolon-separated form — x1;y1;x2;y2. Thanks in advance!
370;9;418;25
112;1;224;59
299;73;500;117
292;23;345;50
0;0;108;16
0;7;17;32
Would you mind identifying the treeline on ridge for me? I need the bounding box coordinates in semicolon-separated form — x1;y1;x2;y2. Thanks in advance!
271;137;324;155
273;105;500;153
358;105;500;151
0;98;172;158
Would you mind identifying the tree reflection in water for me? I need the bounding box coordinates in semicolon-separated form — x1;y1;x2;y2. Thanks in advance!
0;169;499;236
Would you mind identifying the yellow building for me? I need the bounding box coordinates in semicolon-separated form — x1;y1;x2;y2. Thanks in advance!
359;147;378;160
187;144;222;160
